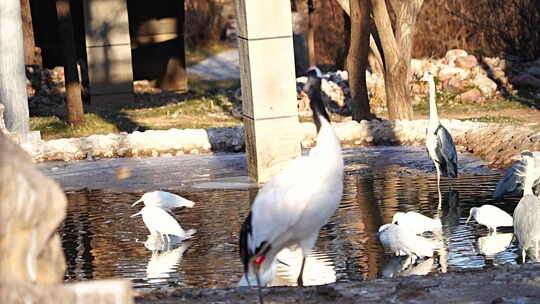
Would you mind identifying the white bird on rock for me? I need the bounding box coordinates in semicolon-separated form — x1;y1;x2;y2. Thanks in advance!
421;72;458;205
466;204;513;233
239;67;343;303
132;191;195;211
513;151;540;263
392;211;442;235
131;206;196;244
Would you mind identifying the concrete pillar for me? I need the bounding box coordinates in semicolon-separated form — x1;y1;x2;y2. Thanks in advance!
234;0;301;183
83;0;133;105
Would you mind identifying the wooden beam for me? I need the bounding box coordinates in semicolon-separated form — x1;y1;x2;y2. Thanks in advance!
234;0;301;183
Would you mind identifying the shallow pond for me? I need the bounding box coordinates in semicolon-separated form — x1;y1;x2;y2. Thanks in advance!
58;148;521;291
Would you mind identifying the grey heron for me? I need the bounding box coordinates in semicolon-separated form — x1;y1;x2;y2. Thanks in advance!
493;151;540;199
239;67;343;303
132;190;195;211
377;223;439;259
513;151;540;263
392;211;442;235
466;204;513;233
131;206;196;245
421;72;458;206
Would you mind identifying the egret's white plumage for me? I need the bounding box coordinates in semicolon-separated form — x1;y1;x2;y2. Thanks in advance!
466;205;513;232
239;67;343;294
132;191;195;211
493;151;540;198
131;206;196;243
392;211;442;235
513;151;540;262
477;233;513;257
377;223;439;259
421;72;458;202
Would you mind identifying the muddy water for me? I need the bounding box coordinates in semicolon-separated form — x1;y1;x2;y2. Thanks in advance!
60;163;521;291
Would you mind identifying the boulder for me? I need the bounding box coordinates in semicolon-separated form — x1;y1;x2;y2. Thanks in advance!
0;133;67;283
439;67;469;80
445;49;468;66
512;73;540;88
454;55;479;69
458;88;484;103
472;74;498;97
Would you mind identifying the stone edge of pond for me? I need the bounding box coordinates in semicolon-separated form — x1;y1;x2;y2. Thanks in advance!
133;263;540;304
21;119;540;169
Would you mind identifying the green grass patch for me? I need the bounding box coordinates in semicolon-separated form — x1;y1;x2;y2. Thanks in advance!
31;114;119;140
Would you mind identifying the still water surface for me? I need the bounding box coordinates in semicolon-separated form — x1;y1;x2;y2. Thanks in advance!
60;157;521;290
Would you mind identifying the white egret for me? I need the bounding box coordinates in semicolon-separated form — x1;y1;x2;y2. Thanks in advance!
392;211;442;235
132;191;195;211
131;206;196;244
466;205;513;232
493;151;540;198
377;223;439;259
421;72;458;205
239;67;343;303
513;151;540;263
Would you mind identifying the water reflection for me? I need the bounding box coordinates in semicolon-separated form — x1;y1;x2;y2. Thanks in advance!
381;256;435;278
59;165;522;291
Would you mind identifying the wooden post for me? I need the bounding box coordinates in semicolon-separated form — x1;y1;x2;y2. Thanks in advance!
56;0;84;126
307;0;316;67
0;0;30;136
20;0;41;65
82;0;134;106
234;0;301;183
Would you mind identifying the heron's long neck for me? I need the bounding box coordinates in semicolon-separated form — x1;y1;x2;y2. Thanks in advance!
523;159;536;196
428;79;439;123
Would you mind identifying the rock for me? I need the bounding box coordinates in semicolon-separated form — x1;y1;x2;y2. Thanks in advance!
454;55;479;69
458;88;484;103
526;66;540;78
440;67;469;80
472;74;498;97
512;74;540;88
0;133;67;283
445;49;468;66
442;75;468;91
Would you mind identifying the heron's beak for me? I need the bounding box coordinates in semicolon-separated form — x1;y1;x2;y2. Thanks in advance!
130;211;142;218
131;199;143;207
465;213;472;224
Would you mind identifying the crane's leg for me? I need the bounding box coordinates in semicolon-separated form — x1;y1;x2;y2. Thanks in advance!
254;264;264;304
523;249;526;264
297;257;306;287
436;166;442;210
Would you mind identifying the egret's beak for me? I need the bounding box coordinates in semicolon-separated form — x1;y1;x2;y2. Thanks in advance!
131;199;143;207
131;211;143;218
466;213;472;224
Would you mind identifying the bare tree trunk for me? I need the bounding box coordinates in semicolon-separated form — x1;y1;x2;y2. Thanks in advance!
0;0;29;135
55;0;84;126
20;0;41;65
347;0;375;121
307;0;316;67
370;0;414;120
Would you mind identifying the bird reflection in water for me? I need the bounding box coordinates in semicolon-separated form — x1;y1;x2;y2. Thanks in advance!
142;234;192;281
381;256;435;278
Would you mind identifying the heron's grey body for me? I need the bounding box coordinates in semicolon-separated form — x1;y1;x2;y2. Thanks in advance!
422;72;458;202
494;152;540;199
512;151;540;262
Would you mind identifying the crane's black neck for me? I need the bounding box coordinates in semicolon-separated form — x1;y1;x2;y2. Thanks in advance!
306;77;330;133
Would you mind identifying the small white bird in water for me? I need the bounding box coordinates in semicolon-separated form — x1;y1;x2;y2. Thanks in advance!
513;151;540;262
132;191;195;211
392;211;442;235
131;206;196;244
377;223;439;259
466;205;513;232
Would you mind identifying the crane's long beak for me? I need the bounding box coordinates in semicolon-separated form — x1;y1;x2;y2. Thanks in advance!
131;199;143;207
130;211;142;218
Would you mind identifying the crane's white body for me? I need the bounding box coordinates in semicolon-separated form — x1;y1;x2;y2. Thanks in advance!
466;205;513;232
377;223;438;259
245;115;343;284
132;191;195;211
513;151;540;262
132;206;196;243
392;211;442;235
